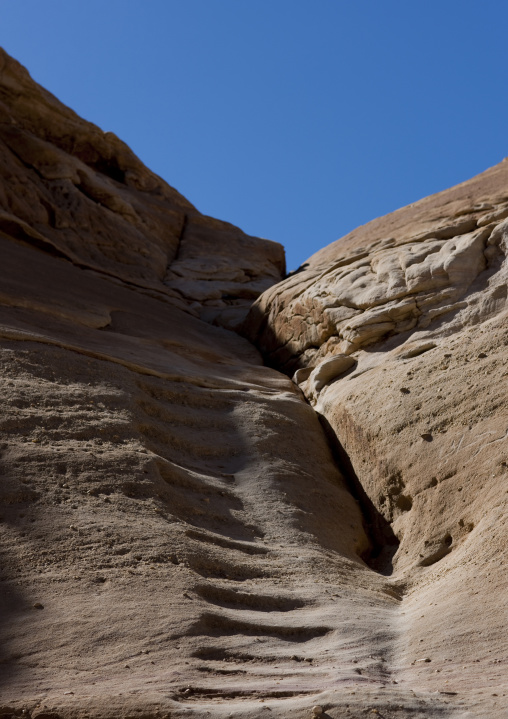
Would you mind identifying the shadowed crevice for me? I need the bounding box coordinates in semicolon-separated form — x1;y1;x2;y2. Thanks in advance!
317;413;400;576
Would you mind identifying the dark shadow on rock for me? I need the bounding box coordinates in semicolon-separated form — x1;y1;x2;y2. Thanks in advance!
317;413;400;576
285;262;309;278
0;580;29;690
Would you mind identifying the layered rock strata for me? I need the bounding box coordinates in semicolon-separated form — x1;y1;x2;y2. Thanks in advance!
0;47;507;719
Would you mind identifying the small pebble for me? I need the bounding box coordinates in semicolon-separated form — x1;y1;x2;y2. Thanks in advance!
33;602;44;609
311;707;323;717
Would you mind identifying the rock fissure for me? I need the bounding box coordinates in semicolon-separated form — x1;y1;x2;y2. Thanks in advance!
314;411;401;577
171;213;188;265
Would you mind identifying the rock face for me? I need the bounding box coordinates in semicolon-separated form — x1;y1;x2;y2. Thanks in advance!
0;48;507;719
246;160;508;713
247;169;508;373
0;49;284;330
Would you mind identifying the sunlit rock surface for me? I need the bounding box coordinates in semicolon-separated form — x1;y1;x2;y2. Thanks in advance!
0;47;507;719
246;157;508;716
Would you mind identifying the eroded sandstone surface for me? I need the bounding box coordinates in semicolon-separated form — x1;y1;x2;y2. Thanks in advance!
246;158;508;715
0;48;506;719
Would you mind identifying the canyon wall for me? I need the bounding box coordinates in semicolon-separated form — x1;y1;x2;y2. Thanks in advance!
245;160;508;714
0;48;507;719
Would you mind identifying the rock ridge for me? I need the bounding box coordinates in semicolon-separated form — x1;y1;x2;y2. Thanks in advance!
0;47;285;330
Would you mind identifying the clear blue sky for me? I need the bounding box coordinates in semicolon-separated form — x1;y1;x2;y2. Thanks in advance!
2;1;507;270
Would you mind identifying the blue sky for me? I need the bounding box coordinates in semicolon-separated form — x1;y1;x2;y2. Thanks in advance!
2;1;507;270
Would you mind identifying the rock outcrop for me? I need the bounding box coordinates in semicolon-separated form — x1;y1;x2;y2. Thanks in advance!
0;48;284;330
246;158;508;714
1;47;507;719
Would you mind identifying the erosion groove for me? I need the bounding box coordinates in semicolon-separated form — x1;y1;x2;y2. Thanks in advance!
183;612;331;641
317;412;401;576
0;47;506;719
185;529;270;555
193;585;306;611
171;687;319;702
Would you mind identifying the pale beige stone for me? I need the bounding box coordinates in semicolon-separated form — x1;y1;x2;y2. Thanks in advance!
1;46;507;719
246;150;508;717
309;354;356;393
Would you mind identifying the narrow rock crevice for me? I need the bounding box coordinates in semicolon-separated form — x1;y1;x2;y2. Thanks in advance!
236;301;402;577
171;212;188;265
314;412;400;576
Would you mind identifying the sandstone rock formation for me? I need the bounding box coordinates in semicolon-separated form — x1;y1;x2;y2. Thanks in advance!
0;48;284;330
246;159;508;715
0;48;506;719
